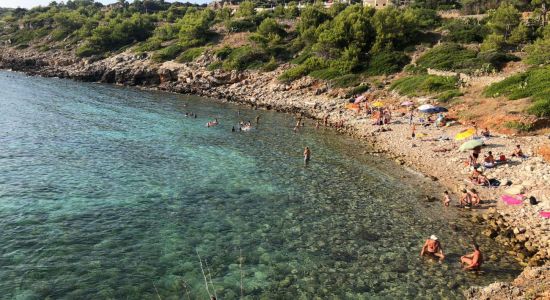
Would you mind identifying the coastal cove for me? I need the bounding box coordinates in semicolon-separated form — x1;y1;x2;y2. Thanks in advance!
0;71;524;298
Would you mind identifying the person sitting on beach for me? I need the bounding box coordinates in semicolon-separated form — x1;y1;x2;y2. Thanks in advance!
461;243;483;271
468;189;481;206
420;235;445;262
460;189;472;207
303;146;311;164
511;145;526;158
443;191;451;207
497;153;507;164
481;127;490;137
435;113;446;127
483;151;496;168
469;168;489;186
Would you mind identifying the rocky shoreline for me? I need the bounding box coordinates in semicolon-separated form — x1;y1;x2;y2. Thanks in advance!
1;46;549;298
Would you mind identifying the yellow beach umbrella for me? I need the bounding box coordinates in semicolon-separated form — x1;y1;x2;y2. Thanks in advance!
372;101;384;108
455;128;475;141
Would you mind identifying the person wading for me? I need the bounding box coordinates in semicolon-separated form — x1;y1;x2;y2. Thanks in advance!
420;235;445;262
303;146;311;165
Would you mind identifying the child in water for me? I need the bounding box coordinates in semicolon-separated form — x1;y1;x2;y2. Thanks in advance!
443;191;451;207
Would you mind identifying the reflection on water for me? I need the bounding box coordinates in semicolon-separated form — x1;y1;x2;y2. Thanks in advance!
0;71;520;299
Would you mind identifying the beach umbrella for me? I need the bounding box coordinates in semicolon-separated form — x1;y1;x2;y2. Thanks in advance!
417;104;435;111
540;211;550;218
455;128;476;141
371;101;384;108
433;106;448;113
459;139;484;151
401;101;414;106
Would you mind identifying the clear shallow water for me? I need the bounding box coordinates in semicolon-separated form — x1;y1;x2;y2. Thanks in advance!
0;71;520;299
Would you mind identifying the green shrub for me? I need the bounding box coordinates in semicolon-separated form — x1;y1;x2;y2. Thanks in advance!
390;74;459;97
332;74;362;88
214;46;233;60
278;56;329;82
416;43;478;71
346;84;370;97
443;19;488;43
226;18;257;32
76;44;100;57
416;43;515;73
134;38;162;52
222;46;269;71
366;51;410;76
176;47;206;63
151;44;183;62
528;100;550;117
291;51;313;65
504;121;534;132
261;56;279;72
309;68;342;80
207;61;223;71
279;65;311;82
526;37;550;66
480;33;506;52
484;67;550;117
403;64;428;74
437;90;463;102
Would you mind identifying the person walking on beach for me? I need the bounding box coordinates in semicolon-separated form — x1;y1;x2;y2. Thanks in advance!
461;243;483;271
255;115;260;125
411;123;416;139
303;146;311;165
323;114;329;126
420;235;445;262
409;109;414;125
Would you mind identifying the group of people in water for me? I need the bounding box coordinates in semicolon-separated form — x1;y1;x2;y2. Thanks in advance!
420;235;483;271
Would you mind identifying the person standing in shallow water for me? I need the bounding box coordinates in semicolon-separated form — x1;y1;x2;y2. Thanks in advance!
303;146;311;165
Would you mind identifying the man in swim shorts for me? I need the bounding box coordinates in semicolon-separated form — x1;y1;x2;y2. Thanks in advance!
420;235;445;262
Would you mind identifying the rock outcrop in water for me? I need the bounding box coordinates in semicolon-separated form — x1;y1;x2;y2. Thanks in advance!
1;45;549;297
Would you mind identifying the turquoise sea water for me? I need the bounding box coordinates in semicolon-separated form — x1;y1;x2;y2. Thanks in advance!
0;71;520;299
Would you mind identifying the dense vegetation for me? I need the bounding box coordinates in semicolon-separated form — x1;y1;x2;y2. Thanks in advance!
0;0;549;117
485;66;550;117
390;74;462;102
